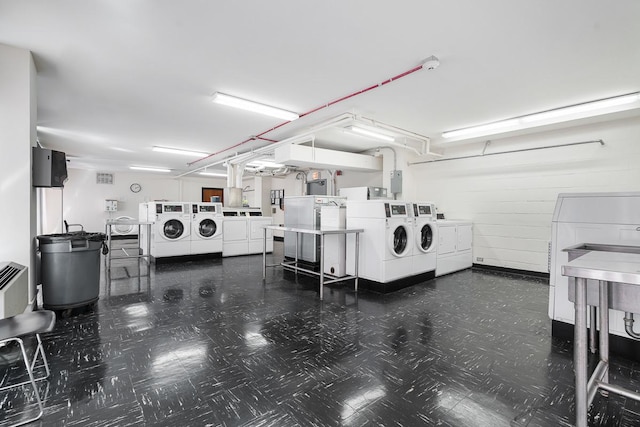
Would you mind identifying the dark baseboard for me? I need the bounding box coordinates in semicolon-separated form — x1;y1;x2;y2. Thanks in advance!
282;268;436;294
357;271;436;293
552;320;640;362
109;234;138;240
154;252;222;264
473;263;550;280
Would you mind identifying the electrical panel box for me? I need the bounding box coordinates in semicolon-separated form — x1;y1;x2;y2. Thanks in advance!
390;170;402;194
105;199;118;212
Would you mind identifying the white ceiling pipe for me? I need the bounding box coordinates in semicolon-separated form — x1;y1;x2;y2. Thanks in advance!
223;113;356;167
178;112;443;177
177;113;357;178
356;116;439;156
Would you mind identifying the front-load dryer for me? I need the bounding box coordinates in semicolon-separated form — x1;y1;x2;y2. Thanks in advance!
191;202;223;255
345;200;414;283
410;202;438;276
151;202;191;258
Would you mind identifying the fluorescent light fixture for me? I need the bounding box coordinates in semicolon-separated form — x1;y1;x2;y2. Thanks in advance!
442;92;640;140
348;126;396;142
246;160;285;168
130;166;171;173
199;172;227;177
212;92;299;121
153;146;209;157
521;92;640;123
442;119;520;139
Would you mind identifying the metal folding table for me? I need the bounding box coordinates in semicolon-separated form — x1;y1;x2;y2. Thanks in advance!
262;225;363;300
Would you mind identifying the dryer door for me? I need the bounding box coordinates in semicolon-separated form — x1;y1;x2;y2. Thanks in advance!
417;223;434;253
163;219;185;240
390;224;410;256
198;218;218;239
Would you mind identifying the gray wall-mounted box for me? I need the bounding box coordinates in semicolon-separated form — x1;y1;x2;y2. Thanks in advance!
32;147;68;187
390;170;402;194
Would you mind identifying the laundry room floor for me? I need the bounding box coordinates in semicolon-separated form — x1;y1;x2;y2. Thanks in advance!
2;241;640;426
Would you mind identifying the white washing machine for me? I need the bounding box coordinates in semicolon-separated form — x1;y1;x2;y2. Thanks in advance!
346;200;414;283
410;202;438;276
191;202;223;255
145;202;191;258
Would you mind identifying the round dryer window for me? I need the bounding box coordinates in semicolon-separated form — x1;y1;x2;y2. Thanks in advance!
420;224;433;251
198;219;217;238
392;226;408;255
163;219;184;239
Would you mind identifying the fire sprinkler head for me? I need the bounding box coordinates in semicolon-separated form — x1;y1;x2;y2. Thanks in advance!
421;55;440;70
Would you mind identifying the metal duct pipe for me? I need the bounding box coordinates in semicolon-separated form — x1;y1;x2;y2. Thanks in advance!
624;312;640;340
295;171;307;195
374;146;397;171
327;170;338;196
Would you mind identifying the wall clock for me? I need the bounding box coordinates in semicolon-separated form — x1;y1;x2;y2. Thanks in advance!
130;183;142;193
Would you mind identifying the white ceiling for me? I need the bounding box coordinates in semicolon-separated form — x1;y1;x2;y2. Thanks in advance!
1;1;639;175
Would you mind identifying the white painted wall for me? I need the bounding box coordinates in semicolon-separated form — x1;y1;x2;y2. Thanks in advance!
0;44;37;305
41;169;228;234
40;169;278;235
408;115;640;273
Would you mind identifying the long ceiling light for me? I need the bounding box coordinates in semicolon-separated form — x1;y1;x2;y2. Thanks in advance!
442;92;640;140
212;92;300;121
130;166;171;173
246;160;285;168
153;146;209;157
348;126;396;142
199;172;227;177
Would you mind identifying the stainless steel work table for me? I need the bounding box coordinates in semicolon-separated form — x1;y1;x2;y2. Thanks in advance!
262;225;363;300
105;219;153;272
562;247;640;427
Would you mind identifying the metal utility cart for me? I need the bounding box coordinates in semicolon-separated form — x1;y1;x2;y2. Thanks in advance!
104;218;153;271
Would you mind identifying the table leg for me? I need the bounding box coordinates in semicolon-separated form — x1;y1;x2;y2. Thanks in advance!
295;232;299;276
320;233;325;300
590;306;597;354
146;223;151;266
354;232;359;293
599;280;609;384
262;227;267;280
575;277;588;427
106;224;112;270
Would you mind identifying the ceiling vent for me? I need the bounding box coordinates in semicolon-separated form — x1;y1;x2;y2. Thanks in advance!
96;172;114;184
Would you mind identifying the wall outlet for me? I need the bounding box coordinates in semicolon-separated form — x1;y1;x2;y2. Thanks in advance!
476;257;484;262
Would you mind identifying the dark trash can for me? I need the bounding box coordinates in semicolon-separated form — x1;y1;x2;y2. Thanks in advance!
37;232;107;310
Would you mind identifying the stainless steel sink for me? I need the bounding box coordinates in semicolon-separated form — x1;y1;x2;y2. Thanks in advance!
564;243;640;261
564;243;640;311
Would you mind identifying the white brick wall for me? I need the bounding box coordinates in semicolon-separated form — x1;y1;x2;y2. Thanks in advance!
409;116;640;273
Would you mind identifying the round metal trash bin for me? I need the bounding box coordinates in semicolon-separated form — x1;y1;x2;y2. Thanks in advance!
37;232;106;310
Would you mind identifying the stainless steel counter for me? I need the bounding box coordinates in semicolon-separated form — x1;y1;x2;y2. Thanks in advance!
562;244;640;427
262;225;363;300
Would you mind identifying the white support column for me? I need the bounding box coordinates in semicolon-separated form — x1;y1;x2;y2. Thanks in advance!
0;43;38;308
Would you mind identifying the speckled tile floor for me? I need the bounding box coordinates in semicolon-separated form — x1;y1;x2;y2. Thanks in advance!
2;241;640;426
